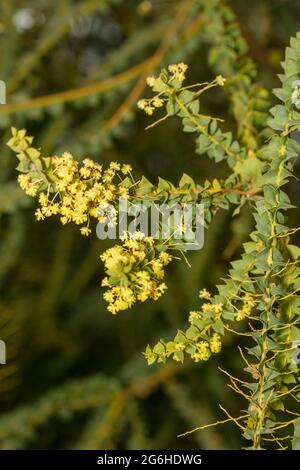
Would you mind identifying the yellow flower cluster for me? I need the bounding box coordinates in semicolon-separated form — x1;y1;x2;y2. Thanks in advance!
7;128;134;236
201;302;223;314
167;62;188;82
144;292;224;364
210;333;222;353
189;292;223;320
7;127;34;152
137;63;189;115
191;333;222;362
199;288;211;300
137;96;164;115
184;290;224;362
215;75;226;86
101;232;172;314
189;310;202;322
192;341;211;362
33;154;131;234
18;174;42;197
236;293;256;321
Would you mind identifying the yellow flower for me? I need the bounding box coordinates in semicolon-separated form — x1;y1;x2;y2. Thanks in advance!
145;106;154;115
137;99;147;110
79;167;92;178
121;164;132;175
104;291;115;304
236;295;255;321
153;97;164;108
18;174;40;196
175;342;185;351
80;227;91;236
146;76;155;87
199;288;211;300
39;193;48;206
216;75;226;86
60;216;69;225
168;63;188;82
159;252;172;265
189;311;201;322
202;303;212;313
192;341;211;362
236;310;246;321
196;341;211;361
210;333;222;354
35;209;45;221
101;233;171;313
213;303;223;314
110;162;121;171
150;259;164;279
101;277;109;287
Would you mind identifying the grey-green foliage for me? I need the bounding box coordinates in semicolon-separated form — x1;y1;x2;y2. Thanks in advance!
142;31;300;450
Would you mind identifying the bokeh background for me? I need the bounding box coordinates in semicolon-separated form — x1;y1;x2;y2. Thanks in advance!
0;0;300;450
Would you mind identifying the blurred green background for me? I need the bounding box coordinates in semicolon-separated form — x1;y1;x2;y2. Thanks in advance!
0;0;300;450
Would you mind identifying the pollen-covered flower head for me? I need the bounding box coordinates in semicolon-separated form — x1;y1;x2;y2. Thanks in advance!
7;128;136;237
100;232;172;314
168;62;188;83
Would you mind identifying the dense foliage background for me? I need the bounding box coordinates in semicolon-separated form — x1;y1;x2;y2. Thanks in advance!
0;0;300;450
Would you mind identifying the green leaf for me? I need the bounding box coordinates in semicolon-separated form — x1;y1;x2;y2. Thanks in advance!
153;341;166;355
166;99;178;116
189;100;199;114
288;244;300;260
179;173;195;189
212;319;224;335
158;177;173;191
26;147;41;161
179;90;194;104
136;176;154;196
182;118;196;133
